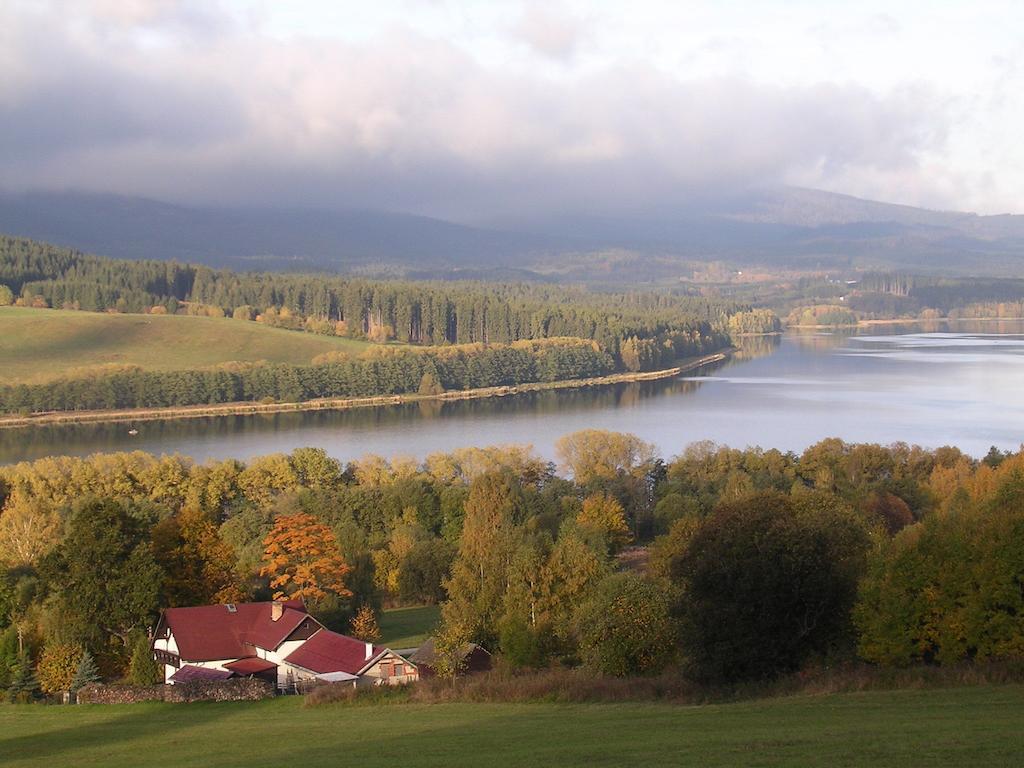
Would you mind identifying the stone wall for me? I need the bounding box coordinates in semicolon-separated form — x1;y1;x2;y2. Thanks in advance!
77;678;274;704
76;684;165;704
166;678;274;702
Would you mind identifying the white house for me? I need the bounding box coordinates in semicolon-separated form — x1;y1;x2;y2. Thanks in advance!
151;599;417;691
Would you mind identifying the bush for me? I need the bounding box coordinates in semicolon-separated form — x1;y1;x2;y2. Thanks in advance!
574;574;677;677
676;491;870;682
498;615;552;669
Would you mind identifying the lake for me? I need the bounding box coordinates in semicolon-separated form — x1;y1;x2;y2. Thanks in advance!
2;320;1022;465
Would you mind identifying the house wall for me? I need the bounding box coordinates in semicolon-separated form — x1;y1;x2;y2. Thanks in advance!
153;629;242;684
360;651;419;686
153;632;180;684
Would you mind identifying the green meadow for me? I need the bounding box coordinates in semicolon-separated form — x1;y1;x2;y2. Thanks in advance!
0;685;1021;767
379;605;441;649
0;307;374;384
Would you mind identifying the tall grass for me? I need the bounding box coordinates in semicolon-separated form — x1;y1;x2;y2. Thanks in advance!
305;660;1024;708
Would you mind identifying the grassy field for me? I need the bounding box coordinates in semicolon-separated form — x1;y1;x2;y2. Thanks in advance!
379;605;441;648
0;307;374;384
0;685;1021;767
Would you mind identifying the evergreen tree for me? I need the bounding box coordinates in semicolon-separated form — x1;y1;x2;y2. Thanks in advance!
70;649;101;697
128;634;162;686
7;652;40;703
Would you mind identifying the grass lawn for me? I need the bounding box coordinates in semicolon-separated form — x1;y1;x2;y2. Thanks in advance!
379;605;441;648
0;685;1022;767
0;306;375;384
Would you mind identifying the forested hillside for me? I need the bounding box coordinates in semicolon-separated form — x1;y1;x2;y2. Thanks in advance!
0;234;744;353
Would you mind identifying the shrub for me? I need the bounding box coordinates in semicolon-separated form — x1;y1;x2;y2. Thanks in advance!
498;615;551;669
574;574;677;677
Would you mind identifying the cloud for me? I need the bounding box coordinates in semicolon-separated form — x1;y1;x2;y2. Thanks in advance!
0;2;951;220
509;2;588;61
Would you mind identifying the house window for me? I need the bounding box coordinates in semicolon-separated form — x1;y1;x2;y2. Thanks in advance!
380;662;393;677
393;664;405;677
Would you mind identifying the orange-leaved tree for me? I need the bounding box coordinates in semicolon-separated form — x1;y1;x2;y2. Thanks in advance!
260;512;352;603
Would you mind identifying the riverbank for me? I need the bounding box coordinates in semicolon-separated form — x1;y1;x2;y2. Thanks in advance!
0;350;731;429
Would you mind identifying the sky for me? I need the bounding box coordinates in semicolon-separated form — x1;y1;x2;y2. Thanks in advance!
2;0;1022;220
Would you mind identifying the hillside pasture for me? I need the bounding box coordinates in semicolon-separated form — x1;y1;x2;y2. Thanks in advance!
0;307;374;384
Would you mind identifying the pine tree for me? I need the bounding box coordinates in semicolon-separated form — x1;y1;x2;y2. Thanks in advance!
7;652;40;703
70;649;101;698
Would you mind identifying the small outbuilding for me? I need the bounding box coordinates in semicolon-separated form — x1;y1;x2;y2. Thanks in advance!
409;638;492;678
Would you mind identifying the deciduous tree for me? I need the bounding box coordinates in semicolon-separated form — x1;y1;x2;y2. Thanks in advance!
676;491;870;682
260;512;352;603
349;605;381;642
576;493;632;553
42;498;163;651
37;642;81;695
575;574;677;676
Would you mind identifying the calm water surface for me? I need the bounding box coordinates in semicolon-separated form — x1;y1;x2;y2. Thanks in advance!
2;320;1022;465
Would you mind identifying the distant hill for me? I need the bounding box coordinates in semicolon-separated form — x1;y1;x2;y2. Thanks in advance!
0;191;569;275
1;188;1021;279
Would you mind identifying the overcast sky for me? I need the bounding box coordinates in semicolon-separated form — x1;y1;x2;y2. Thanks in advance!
2;0;1022;220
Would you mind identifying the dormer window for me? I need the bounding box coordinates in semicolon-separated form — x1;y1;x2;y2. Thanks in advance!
226;604;237;613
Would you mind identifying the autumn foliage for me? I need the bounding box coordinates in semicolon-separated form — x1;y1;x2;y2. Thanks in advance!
261;512;352;603
349;605;381;642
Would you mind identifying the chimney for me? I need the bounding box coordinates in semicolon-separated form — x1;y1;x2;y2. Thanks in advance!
271;601;284;622
365;642;373;661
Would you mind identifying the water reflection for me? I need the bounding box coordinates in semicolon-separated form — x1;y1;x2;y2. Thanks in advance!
1;320;1022;465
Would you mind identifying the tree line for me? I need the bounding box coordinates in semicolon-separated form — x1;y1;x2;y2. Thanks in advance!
0;339;617;414
1;433;1022;698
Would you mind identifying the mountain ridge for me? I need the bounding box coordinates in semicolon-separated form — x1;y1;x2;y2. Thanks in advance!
1;187;1021;279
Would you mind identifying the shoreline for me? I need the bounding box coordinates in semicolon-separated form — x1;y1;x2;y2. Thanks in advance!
787;316;1024;330
0;350;732;430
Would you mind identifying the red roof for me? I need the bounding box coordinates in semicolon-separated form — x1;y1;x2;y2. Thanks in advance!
224;657;278;675
162;600;314;662
169;665;233;683
283;629;384;675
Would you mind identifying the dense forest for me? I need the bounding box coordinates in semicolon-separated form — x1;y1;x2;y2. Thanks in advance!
1;434;1022;697
0;235;751;353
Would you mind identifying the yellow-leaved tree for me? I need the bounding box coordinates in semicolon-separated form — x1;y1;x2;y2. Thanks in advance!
577;493;632;553
349;605;381;642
